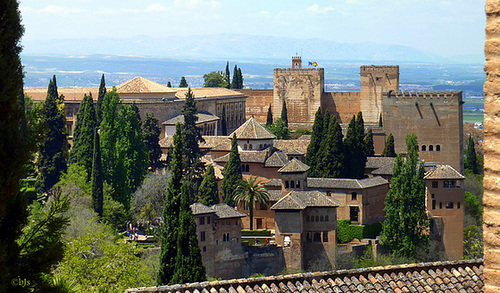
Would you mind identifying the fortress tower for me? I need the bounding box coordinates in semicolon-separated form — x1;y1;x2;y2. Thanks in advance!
360;66;399;124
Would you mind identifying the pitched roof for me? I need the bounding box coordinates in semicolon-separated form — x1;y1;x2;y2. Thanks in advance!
211;204;246;219
264;151;289;168
190;203;216;215
365;157;396;176
277;159;310;173
24;87;103;101
424;165;465;180
307;176;389;190
273;139;310;153
267;190;283;202
229;117;276;140
159;135;229;150
271;190;340;210
125;259;483;293
264;179;282;187
162;112;220;125
288;149;305;155
116;77;176;94
174;87;247;99
215;151;268;164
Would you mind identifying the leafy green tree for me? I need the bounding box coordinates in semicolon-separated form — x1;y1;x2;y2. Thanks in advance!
382;133;396;157
167;81;172;87
343;112;366;179
171;182;206;284
306;107;324;177
91;128;104;218
381;133;429;258
179;76;188;88
69;93;97;181
100;89;121;185
463;225;483;259
465;134;479;174
266;104;273;127
36;76;68;193
267;118;290;139
318;115;344;178
198;165;219;206
224;61;231;89
158;124;184;285
203;71;228;88
465;191;483;227
221;135;242;206
143;113;163;171
96;74;106;125
364;128;375;157
233;176;270;230
281;98;288;127
221;105;227;136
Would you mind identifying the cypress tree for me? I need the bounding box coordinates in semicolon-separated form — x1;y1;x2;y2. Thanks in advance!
143;113;163;171
281;98;288;127
345;111;366;179
198;165;219;206
171;182;206;284
306;107;323;177
266;104;273;127
322;110;331;139
225;61;231;89
36;76;68;193
179;77;188;88
96;74;106;124
381;133;429;258
364;128;375;157
0;1;32;289
69;93;96;181
158;124;184;285
237;67;244;89
100;89;121;184
231;65;239;89
464;134;479;174
222;135;242;206
167;81;172;87
379;114;383;127
221;105;227;136
382;133;396;157
91;128;104;217
319;116;344;178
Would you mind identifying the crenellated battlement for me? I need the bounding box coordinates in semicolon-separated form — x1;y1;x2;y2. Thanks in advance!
360;65;399;74
384;90;462;100
274;68;324;74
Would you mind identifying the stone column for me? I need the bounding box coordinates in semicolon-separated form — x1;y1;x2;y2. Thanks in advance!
484;1;500;292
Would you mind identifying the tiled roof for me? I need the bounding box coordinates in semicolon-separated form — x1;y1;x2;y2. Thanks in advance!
162;112;220;125
365;157;395;176
211;204;246;219
267;190;283;202
190;203;216;215
264;151;289;168
24;87;103;101
271;190;340;210
159;136;228;150
215;151;268;164
116;77;176;94
288;149;305;155
307;176;389;190
229;117;276;140
125;259;483;293
273;139;310;153
278;159;310;173
174;87;247;99
424;165;465;180
264;179;282;187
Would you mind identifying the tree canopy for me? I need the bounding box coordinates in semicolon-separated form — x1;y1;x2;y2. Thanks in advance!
465;134;480;174
222;135;242;206
96;74;106;124
266;105;273;127
203;71;228;88
233;176;270;230
179;77;188;88
306;107;324;177
143;113;163;171
382;133;396;157
198;165;219;206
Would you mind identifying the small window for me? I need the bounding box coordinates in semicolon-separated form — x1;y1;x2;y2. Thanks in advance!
323;232;329;242
351;192;357;200
285;181;289;188
290;181;295;188
200;231;206;242
320;215;324;222
421;145;426;151
431;194;435;199
446;202;454;209
432;181;438;188
306;215;310;222
207;217;211;224
439;202;443;209
457;202;461;209
315;215;319;222
246;165;249;172
436;145;441;151
350;207;359;222
259;144;263;149
244;144;247;150
429;145;434;152
306;232;313;242
296;181;300;188
284;235;291;247
325;215;329;222
314;232;321;242
249;144;253;150
199;217;205;225
444;180;456;188
203;246;206;252
432;200;436;210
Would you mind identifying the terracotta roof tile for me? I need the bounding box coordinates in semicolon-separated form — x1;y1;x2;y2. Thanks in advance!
174;87;247;99
307;176;388;190
270;190;340;210
265;151;289;168
230;117;276;140
273;140;310;154
116;77;176;94
162;112;220;125
424;165;464;180
277;159;310;173
264;179;282;187
215;151;268;164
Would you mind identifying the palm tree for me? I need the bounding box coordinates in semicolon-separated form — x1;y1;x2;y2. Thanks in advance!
233;176;270;230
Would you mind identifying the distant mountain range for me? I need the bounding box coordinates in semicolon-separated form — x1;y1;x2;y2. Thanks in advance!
22;34;484;64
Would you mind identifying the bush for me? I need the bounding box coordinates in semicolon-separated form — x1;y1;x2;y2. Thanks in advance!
242;229;272;236
337;220;382;243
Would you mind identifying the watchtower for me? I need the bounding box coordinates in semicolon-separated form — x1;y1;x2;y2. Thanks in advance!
360;65;399;123
292;55;302;69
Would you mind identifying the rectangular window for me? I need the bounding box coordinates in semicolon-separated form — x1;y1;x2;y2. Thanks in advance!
199;217;205;225
285;181;289;188
439;202;443;209
207;217;211;224
431;194;435;199
284;235;291;247
457;202;461;209
296;181;300;188
306;232;312;242
290;181;295;188
323;232;329;242
351;192;357;200
444;181;457;188
432;181;438;188
446;202;454;209
203;246;206;252
350;206;359;223
432;200;436;210
314;232;322;242
200;231;206;242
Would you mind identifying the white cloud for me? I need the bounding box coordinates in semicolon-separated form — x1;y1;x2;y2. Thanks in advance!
41;5;86;15
145;3;171;12
306;4;334;14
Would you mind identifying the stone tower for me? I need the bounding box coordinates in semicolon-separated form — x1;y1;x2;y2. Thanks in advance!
360;65;399;124
273;56;324;128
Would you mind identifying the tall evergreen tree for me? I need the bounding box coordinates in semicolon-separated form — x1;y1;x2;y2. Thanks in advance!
465;134;479;174
179;77;188;88
266;104;273;127
364;128;375;157
381;133;429;258
143;113;163;171
318;116;344;178
231;65;239;89
343;111;366;179
36;76;68;193
100;89;121;184
167;81;172;87
237;67;244;89
222;135;242;206
96;74;106;124
322;110;331;139
379;114;383;127
69;93;96;181
158;124;184;286
91;128;104;217
198;165;219;206
306;107;323;177
225;61;231;89
221;105;227;136
171;182;206;284
281;98;288;127
382;133;396;157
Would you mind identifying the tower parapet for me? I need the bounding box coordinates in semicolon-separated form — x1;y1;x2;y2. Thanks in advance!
384;90;463;100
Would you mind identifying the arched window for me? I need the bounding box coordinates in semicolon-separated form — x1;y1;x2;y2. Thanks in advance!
259;144;263;149
249;144;253;150
429;145;434;151
243;144;247;150
325;215;329;222
436;145;441;151
246;165;249;172
422;145;426;151
320;215;324;222
315;215;319;222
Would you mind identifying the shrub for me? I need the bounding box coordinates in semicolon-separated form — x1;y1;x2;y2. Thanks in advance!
337;220;382;243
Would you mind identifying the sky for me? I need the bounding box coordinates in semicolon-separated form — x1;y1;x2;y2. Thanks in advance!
19;0;485;58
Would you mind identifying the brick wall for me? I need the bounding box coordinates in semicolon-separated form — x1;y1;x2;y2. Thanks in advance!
239;89;274;123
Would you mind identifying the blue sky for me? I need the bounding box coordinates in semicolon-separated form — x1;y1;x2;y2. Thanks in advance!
19;0;485;58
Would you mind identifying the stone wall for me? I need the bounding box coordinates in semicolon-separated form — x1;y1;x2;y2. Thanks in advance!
239;89;274;123
360;66;399;124
242;246;285;277
321;92;360;124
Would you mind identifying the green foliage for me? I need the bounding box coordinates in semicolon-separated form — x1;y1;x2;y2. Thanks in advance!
281;99;288;127
231;65;244;89
56;164;91;196
293;128;311;137
179;76;188;88
130;173;170;224
198;165;219;206
465;134;480;174
381;134;429;258
102;193;128;229
364;128;375;157
143;113;163;171
96;74;106;125
203;71;228;88
250;273;266;278
237;67;244;89
336;220;382;243
306;107;323;177
167;81;172;87
225;61;231;89
233;176;270;230
318;115;344;178
463;225;483;259
379;114;383;127
343;113;366;179
465;191;483;226
100;89;121;185
36;76;68;193
241;230;272;236
221;104;227;136
381;133;396;157
464;170;484;199
266;104;273;126
266;118;290;139
91;128;103;217
221;135;242;206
